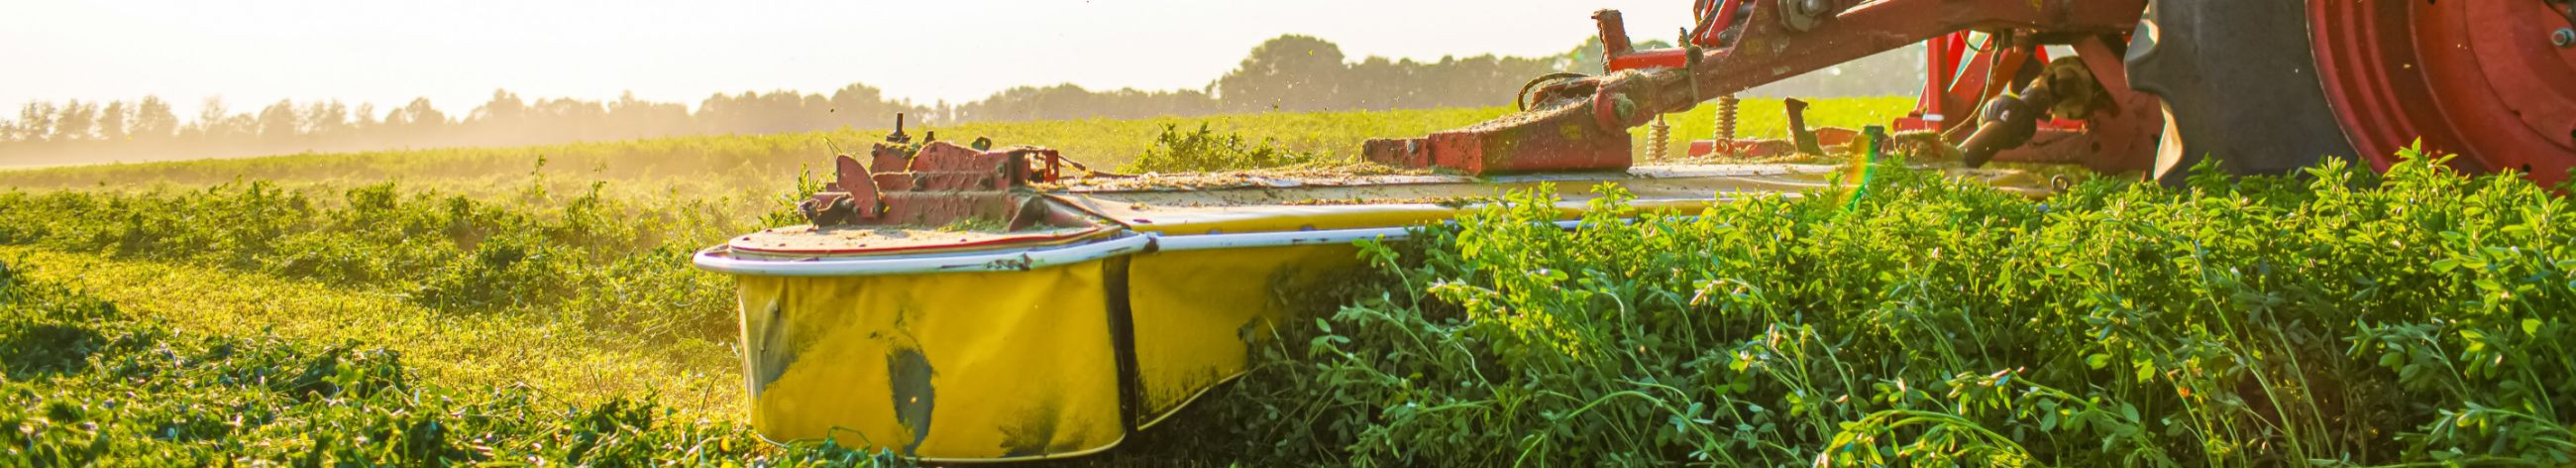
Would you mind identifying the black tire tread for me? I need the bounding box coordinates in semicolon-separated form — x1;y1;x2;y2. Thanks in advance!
2126;0;2358;184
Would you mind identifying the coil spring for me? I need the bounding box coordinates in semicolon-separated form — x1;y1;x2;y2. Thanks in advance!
1715;94;1741;141
1648;116;1671;160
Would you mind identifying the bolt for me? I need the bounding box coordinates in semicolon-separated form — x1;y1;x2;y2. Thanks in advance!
2554;28;2575;48
1778;0;1828;31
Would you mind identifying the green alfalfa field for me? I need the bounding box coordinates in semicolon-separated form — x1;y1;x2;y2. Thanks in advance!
2;97;2572;465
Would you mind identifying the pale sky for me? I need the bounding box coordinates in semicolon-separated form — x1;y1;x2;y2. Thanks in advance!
1;1;1690;118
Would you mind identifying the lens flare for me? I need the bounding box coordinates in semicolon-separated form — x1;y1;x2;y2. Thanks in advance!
1839;125;1890;210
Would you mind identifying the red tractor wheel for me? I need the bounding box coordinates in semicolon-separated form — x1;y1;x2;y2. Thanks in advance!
2311;1;2576;186
2132;0;2576;186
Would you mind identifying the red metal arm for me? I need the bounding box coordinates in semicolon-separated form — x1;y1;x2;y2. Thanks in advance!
1367;0;2147;175
1660;0;2143;117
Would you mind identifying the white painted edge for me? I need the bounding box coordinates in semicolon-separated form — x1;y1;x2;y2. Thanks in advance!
692;234;1151;277
696;220;1619;277
1147;226;1411;251
1148;220;1585;251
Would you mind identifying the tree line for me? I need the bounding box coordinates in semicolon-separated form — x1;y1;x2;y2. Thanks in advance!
0;85;919;166
1;35;1919;165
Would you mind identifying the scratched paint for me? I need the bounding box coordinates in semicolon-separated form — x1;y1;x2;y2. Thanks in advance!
750;299;795;393
997;397;1062;457
888;346;936;455
1126;244;1368;425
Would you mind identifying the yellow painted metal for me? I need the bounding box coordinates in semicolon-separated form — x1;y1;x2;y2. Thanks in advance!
1125;245;1367;427
733;264;1124;461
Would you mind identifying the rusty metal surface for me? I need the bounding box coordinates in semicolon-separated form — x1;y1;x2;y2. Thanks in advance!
799;139;1075;230
1361;89;1636;175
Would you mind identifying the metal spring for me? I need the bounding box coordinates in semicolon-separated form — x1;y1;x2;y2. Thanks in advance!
1648;116;1671;160
1715;94;1741;141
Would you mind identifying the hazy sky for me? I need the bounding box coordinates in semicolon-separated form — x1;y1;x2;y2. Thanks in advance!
1;1;1689;117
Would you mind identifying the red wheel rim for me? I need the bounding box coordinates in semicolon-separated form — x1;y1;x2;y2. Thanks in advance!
2311;1;2576;185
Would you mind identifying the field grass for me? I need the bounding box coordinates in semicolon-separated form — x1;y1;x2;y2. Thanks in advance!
10;151;2573;465
1200;150;2576;465
0;173;772;412
0;247;741;415
30;97;2564;465
0;255;897;465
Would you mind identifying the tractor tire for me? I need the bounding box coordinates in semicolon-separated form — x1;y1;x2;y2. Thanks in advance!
2125;0;2358;185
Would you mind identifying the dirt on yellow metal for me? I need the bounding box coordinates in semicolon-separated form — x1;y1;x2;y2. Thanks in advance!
732;265;1127;461
693;162;2059;461
1125;245;1364;426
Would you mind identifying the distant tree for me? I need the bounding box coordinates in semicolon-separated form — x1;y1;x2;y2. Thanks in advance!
1201;35;1575;114
256;100;300;138
695;92;747;133
958;84;1220;122
304;100;350;138
828;83;904;125
134;96;177;139
99;101;131;141
1217;35;1349;112
385;97;446;127
610;91;688;137
17;35;1833;162
55;100;97;141
188;98;226;140
17;102;57;143
533;97;606;140
471;90;526;124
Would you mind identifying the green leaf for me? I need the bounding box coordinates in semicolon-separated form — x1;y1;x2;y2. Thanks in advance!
2086;353;2111;370
2431;258;2461;273
2524;318;2543;335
